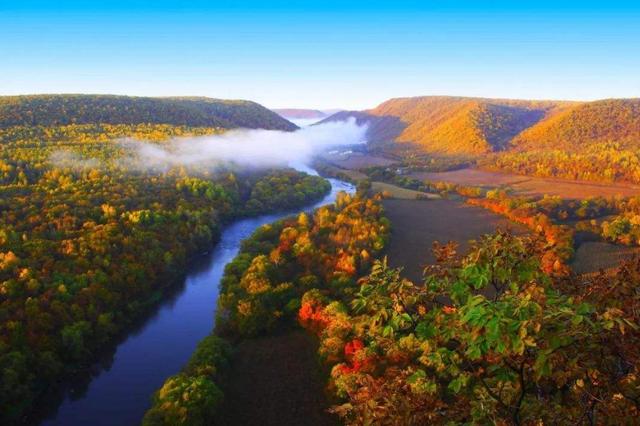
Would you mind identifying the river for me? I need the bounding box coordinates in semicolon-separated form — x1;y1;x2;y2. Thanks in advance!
41;167;354;426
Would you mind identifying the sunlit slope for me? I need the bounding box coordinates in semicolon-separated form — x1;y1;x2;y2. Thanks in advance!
323;96;569;155
323;96;640;156
0;95;297;131
511;99;640;151
317;110;408;145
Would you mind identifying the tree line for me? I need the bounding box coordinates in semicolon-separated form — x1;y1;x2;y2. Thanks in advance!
143;191;390;424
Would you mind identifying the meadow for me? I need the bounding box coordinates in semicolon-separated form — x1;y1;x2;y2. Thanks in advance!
411;168;640;199
381;199;525;282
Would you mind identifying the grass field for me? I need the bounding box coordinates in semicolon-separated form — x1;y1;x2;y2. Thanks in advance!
372;181;440;200
411;168;640;199
382;199;525;283
570;242;640;275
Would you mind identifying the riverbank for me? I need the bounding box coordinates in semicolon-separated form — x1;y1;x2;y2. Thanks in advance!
143;186;383;425
39;172;350;426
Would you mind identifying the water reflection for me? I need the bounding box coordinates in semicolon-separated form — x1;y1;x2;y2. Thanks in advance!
39;172;353;426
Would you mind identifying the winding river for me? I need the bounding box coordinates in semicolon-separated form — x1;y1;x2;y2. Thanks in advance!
41;166;354;426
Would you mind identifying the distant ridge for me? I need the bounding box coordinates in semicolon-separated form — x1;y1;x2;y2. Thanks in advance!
0;94;297;131
272;108;328;120
511;98;640;151
321;96;582;155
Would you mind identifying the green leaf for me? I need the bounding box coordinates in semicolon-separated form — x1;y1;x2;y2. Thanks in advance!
448;375;469;393
534;350;552;379
415;321;436;340
486;317;500;343
382;325;394;337
407;369;426;384
512;336;525;355
466;345;482;360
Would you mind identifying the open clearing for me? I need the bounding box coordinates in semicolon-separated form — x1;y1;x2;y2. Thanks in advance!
571;242;640;275
382;198;639;279
316;160;438;200
382;199;525;283
372;181;440;200
411;168;640;199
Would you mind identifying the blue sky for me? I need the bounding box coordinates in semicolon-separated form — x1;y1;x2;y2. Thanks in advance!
1;1;639;109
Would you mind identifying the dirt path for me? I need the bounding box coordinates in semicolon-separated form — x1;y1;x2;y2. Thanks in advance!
214;331;337;426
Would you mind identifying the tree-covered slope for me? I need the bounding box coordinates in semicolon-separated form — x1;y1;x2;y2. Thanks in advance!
511;98;640;151
0;95;298;131
322;96;568;155
323;96;640;158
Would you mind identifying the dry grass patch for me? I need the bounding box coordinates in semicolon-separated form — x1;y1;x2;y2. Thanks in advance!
382;199;525;282
571;242;640;275
412;168;640;199
372;181;440;200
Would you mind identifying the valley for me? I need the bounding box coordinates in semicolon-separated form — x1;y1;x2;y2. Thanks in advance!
4;2;640;424
1;93;639;425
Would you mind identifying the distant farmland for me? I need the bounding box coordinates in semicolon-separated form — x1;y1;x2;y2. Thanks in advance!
411;168;640;199
383;198;638;280
382;199;525;282
571;241;640;275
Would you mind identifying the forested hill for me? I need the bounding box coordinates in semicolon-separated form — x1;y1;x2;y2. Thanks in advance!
272;108;328;119
321;96;573;155
510;98;640;151
0;95;298;131
321;96;640;184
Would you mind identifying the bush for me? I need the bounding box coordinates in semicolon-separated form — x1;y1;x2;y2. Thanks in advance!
143;374;223;426
142;334;231;425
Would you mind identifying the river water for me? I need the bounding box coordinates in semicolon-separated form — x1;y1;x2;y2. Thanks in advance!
41;168;354;426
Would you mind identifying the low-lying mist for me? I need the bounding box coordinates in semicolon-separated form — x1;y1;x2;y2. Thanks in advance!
124;118;367;170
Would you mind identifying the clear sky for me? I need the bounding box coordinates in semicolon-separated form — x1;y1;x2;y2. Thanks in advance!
1;1;639;109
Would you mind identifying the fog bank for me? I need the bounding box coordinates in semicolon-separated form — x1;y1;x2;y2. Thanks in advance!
126;118;367;170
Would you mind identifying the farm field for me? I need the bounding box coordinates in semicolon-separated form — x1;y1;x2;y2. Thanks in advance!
570;241;640;275
372;181;440;200
411;168;640;199
381;199;525;282
383;199;636;279
316;160;438;200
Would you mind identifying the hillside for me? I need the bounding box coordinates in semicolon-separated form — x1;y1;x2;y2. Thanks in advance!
318;110;408;145
511;98;640;151
0;95;297;131
322;96;640;158
321;96;570;155
272;108;328;119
